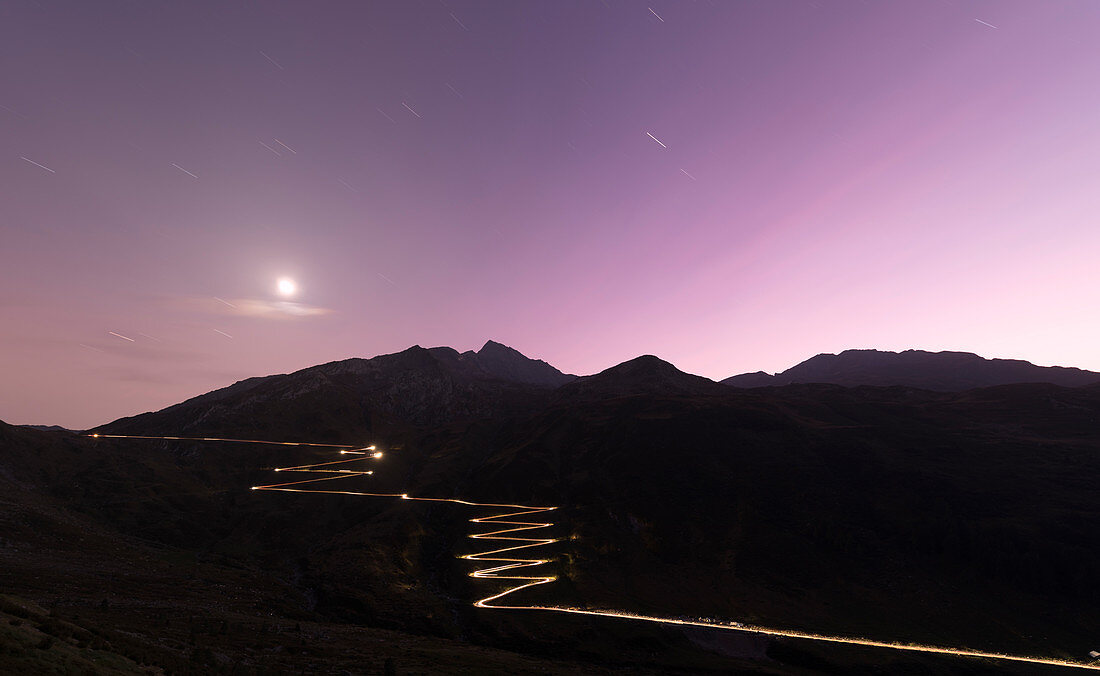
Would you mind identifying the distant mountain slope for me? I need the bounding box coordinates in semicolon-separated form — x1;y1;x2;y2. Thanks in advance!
429;340;576;387
723;349;1100;391
560;355;728;399
96;341;572;438
719;371;776;388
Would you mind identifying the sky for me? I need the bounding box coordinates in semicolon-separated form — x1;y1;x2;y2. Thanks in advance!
2;1;1099;428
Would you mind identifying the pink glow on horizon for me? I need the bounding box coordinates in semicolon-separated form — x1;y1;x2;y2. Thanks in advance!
2;2;1098;428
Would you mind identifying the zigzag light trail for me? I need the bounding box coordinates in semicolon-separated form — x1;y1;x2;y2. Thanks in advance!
90;433;1100;672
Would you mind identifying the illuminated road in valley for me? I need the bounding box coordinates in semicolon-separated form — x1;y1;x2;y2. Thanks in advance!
90;433;1100;671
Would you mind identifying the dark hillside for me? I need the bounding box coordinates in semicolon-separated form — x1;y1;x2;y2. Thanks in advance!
415;381;1100;664
6;349;1100;673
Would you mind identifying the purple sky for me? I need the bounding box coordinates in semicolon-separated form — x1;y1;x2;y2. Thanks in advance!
3;1;1099;428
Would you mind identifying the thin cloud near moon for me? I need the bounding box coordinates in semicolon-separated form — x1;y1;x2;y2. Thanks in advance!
177;296;334;320
233;298;332;319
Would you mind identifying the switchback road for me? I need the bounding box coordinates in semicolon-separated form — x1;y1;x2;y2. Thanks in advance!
90;433;1100;671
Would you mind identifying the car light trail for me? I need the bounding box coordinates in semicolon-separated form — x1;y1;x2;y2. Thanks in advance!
90;434;1100;672
462;506;559;608
88;433;355;447
511;607;1100;670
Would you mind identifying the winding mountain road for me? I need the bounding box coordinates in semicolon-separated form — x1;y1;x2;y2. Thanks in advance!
89;433;1100;672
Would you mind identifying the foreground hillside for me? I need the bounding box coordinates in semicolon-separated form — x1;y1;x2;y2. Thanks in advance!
0;422;754;675
4;344;1100;673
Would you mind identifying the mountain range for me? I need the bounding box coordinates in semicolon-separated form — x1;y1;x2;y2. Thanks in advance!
97;343;1100;439
4;341;1100;674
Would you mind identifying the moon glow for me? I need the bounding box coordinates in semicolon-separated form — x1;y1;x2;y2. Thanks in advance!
276;277;297;298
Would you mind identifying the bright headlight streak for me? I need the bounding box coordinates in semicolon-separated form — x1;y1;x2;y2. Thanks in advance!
92;434;1100;672
461;506;559;608
87;433;353;448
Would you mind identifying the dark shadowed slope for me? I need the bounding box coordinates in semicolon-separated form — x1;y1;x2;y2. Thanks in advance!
428;340;576;387
723;349;1100;391
719;371;776;388
421;379;1100;668
559;355;729;400
468;339;577;386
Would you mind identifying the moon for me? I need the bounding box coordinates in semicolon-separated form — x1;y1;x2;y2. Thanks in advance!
276;277;297;298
